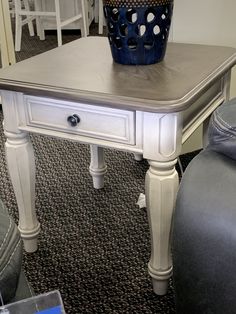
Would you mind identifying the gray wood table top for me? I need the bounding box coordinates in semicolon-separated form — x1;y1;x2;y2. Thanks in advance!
0;37;236;113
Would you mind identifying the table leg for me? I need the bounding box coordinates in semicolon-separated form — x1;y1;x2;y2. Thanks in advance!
133;153;143;161
145;159;179;295
4;130;40;252
22;0;35;36
89;145;107;189
34;0;45;40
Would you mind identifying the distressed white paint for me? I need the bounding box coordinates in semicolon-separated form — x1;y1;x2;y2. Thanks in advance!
1;91;40;252
146;159;179;295
0;53;233;295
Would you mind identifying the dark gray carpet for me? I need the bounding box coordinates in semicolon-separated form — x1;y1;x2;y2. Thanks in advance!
0;21;199;314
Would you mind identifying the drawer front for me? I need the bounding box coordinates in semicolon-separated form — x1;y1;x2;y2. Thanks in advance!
24;96;136;144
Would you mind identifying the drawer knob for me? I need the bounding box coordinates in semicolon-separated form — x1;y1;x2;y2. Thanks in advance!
67;114;80;127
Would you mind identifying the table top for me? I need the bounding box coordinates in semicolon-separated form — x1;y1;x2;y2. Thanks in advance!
0;37;236;113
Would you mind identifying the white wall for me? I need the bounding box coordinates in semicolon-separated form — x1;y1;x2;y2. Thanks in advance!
170;0;236;152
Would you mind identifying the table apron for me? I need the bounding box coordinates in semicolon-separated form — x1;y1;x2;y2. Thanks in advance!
0;77;228;160
182;77;227;143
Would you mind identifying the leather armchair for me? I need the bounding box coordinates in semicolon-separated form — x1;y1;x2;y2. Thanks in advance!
0;199;32;305
172;98;236;314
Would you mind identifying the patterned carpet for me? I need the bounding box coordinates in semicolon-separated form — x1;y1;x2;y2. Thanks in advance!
0;21;199;314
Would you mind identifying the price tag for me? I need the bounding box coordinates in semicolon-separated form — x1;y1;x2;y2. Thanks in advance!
36;306;62;314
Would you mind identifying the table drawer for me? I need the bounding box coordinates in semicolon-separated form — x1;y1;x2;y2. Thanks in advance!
23;96;136;144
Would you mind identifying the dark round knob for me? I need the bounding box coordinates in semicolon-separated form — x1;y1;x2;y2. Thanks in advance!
67;114;80;127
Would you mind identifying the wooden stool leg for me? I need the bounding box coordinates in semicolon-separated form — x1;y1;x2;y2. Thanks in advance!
34;0;45;40
0;1;9;67
54;0;62;46
80;0;88;37
14;0;22;51
98;0;104;34
22;0;34;36
0;0;15;66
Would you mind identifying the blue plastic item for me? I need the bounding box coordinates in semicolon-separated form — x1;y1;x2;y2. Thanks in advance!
104;0;174;65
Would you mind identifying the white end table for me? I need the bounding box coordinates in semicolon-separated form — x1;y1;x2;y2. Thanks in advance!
0;37;235;295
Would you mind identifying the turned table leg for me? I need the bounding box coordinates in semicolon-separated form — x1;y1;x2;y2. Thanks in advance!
89;145;107;189
4;130;40;252
142;111;182;294
134;153;143;161
145;159;179;295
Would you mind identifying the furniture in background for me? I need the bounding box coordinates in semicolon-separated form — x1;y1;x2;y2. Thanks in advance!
172;98;236;314
40;0;101;35
98;0;103;34
0;0;15;68
94;0;104;34
0;198;32;304
35;0;94;33
9;0;36;44
0;37;235;296
13;0;88;51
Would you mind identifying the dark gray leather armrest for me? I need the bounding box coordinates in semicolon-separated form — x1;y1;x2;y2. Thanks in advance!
172;149;236;314
208;97;236;160
0;200;23;303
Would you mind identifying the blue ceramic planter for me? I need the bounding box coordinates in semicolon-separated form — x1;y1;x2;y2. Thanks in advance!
104;0;174;65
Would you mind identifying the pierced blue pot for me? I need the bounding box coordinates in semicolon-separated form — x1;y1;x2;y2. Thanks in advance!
104;0;174;65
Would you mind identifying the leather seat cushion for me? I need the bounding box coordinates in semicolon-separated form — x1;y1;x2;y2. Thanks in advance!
172;149;236;313
208;97;236;160
0;200;23;303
